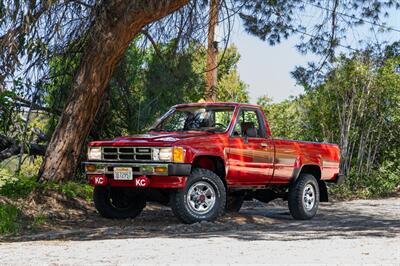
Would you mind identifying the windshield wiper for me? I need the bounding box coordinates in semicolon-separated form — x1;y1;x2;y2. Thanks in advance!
204;128;220;133
148;128;168;132
186;128;217;133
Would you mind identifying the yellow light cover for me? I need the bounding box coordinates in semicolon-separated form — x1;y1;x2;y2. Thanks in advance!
154;166;168;173
173;147;185;163
85;164;97;172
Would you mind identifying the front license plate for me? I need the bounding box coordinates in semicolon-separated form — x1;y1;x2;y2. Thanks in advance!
113;167;133;180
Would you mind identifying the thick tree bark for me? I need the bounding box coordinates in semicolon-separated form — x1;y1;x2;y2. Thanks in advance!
39;0;188;182
205;0;219;102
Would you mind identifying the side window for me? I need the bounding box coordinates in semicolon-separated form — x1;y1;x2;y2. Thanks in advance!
232;109;264;138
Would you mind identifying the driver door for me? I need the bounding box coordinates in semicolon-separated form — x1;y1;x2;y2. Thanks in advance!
226;108;274;186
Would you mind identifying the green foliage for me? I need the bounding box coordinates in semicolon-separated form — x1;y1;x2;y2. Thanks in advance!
238;0;399;58
45;40;249;140
365;161;400;197
198;45;249;103
33;214;48;227
0;90;25;137
0;171;92;235
258;96;305;140
259;48;400;198
330;162;400;199
217;69;249;103
0;203;22;235
0;173;93;201
0;90;16;134
0;176;37;199
50;181;93;202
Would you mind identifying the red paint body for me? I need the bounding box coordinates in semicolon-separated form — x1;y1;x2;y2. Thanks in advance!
87;102;340;188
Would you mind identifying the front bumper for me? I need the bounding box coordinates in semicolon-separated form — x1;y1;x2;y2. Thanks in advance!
82;162;192;176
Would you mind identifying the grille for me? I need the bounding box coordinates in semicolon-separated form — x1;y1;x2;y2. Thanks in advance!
102;147;152;161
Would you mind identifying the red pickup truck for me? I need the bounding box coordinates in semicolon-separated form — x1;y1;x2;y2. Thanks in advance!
84;102;343;223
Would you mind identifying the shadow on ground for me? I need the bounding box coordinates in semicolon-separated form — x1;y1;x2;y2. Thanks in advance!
2;197;399;243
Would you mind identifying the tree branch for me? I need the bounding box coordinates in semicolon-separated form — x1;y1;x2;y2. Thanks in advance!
14;95;62;115
141;29;163;59
0;134;46;161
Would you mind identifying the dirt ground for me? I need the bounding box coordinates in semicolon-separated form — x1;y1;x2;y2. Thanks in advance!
0;197;399;265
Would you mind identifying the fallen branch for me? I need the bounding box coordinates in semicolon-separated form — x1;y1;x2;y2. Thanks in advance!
0;134;46;161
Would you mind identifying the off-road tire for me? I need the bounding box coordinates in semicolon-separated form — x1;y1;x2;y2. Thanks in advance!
94;186;146;219
288;173;320;220
170;168;226;224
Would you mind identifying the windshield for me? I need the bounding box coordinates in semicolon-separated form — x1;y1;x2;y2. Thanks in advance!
150;106;235;133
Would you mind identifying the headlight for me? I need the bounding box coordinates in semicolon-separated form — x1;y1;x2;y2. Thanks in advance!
152;147;185;162
88;147;102;160
159;148;173;161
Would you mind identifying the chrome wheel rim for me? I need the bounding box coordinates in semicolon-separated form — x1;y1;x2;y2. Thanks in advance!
186;181;216;214
303;184;315;211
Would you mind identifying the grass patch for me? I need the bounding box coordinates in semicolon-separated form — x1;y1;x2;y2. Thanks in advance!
50;181;93;202
0;166;93;236
33;214;48;227
0;175;93;201
0;203;22;235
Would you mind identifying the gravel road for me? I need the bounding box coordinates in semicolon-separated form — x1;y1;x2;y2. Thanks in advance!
1;197;399;265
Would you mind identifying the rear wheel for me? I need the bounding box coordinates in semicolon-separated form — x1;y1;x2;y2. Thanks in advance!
288;173;320;220
93;186;146;219
170;168;226;224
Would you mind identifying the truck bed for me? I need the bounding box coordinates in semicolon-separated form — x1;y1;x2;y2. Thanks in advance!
271;139;340;184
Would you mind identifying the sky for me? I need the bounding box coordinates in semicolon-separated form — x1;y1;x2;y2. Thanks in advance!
227;9;400;104
231;27;316;103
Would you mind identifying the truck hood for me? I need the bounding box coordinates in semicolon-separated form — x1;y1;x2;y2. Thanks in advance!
89;131;213;146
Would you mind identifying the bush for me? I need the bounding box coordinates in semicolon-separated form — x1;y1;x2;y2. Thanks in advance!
0;203;22;235
0;176;38;198
364;162;400;197
330;162;400;199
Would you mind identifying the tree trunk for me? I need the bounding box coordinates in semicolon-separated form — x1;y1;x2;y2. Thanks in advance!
205;0;219;102
39;0;188;182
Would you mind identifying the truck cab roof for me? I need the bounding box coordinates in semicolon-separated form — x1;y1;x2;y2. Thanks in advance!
173;102;262;109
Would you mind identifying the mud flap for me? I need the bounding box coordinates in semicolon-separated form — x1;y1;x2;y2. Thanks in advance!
318;180;328;202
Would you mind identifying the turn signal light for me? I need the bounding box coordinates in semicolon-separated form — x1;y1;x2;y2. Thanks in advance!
173;147;185;163
154;166;168;173
85;164;97;172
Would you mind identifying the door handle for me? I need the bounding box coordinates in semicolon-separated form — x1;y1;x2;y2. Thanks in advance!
260;143;269;147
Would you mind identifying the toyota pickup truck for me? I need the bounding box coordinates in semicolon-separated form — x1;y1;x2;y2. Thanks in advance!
84;102;343;223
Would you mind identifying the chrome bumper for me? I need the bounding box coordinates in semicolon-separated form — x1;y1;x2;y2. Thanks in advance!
82;162;191;176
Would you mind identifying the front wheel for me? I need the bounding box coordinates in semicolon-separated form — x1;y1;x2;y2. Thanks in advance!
288;173;320;220
170;168;226;224
93;186;146;219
